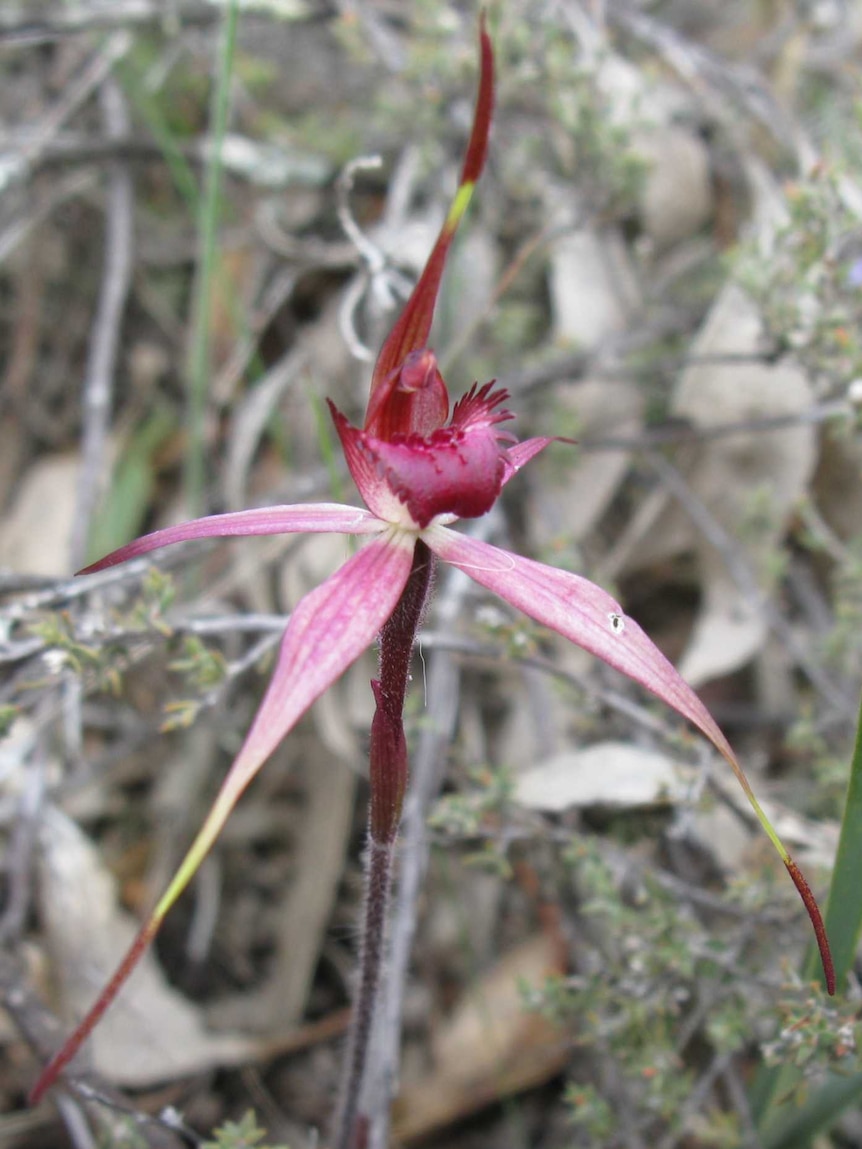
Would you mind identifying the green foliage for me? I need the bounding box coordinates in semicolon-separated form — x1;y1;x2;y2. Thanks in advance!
487;298;546;354
430;762;515;839
202;1111;290;1149
813;685;862;994
117;49;201;215
785;710;848;821
472;602;543;659
29;611;121;693
184;0;241;515
120;568;176;637
494;16;647;217
169;634;228;691
23;572;177;708
563;1081;615;1140
735;164;862;389
521;837;855;1144
160;634;228;731
88;408;178;567
822;538;862;680
761;993;857;1077
0;705;20;739
92;1113;149;1149
540;52;647;217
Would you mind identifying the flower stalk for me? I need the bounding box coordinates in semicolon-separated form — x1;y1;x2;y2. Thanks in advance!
334;541;434;1149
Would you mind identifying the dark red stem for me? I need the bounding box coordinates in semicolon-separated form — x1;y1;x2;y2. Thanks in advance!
333;839;393;1149
333;540;434;1149
785;857;836;995
368;539;434;843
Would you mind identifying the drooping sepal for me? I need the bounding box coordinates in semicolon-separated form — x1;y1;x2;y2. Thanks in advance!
786;858;835;994
424;525;835;993
30;532;416;1103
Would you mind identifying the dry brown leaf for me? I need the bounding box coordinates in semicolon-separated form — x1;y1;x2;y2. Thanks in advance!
813;423;862;543
636;127;713;250
532;378;645;547
207;751;356;1034
392;933;568;1143
515;741;693;813
37;806;259;1087
608;282;816;688
676;285;816;686
0;455;81;577
548;225;641;350
678;562;767;688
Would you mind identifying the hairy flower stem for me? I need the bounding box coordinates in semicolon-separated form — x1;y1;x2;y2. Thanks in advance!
334;540;434;1149
334;840;392;1149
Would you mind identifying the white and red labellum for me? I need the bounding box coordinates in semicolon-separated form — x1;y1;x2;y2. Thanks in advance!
331;367;524;529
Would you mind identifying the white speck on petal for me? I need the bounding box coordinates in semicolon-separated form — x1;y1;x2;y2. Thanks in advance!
43;649;67;675
847;378;862;409
608;612;626;635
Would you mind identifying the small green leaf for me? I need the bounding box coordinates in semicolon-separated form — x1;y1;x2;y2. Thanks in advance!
202;1110;291;1149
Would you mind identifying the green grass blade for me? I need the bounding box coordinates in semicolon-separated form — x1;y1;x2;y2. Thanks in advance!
307;387;346;506
760;1071;862;1149
752;686;862;1132
116;58;200;216
184;0;240;516
805;687;862;988
87;407;177;563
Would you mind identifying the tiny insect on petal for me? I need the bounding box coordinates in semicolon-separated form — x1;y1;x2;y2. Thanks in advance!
423;524;835;993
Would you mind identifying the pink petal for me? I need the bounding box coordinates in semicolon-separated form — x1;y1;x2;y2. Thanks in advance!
79;504;386;574
30;531;416;1102
172;530;416;863
425;525;735;759
425;525;836;993
502;437;556;484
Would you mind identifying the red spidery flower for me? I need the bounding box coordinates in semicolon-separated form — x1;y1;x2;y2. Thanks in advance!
31;16;833;1128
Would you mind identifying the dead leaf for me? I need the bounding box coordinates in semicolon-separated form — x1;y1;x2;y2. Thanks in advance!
515;741;693;813
37;805;259;1087
636;127;713;250
532;378;645;547
392;933;567;1143
678;563;767;688
548;225;641;350
0;455;81;577
207;750;356;1034
675;285;816;686
813;423;862;543
608;282;816;688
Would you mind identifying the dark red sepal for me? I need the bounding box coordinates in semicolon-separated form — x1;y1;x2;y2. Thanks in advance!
367;16;494;405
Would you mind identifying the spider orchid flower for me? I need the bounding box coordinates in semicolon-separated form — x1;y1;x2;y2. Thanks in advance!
32;18;833;1110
